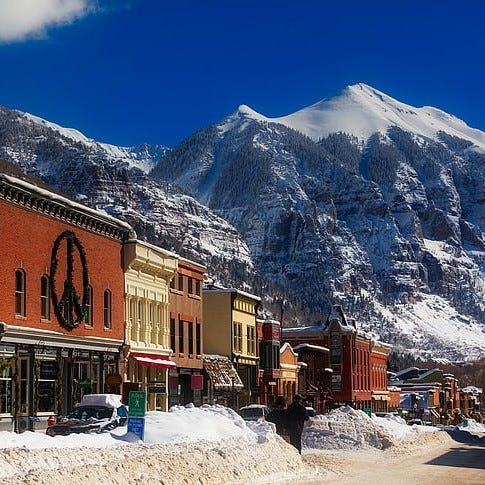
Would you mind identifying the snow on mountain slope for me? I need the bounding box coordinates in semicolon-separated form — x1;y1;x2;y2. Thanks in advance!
17;111;167;173
239;83;485;150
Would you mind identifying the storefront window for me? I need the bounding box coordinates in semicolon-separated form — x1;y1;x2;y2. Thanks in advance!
37;360;57;413
0;362;13;414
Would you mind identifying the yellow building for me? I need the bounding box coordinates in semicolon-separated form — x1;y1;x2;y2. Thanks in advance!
123;240;178;411
203;284;260;408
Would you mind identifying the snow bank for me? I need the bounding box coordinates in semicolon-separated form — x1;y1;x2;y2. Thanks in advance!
0;404;459;484
303;406;446;451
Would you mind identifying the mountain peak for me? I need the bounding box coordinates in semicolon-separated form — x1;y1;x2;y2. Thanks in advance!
268;83;485;149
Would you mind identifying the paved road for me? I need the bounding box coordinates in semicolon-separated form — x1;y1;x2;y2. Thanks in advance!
300;430;485;485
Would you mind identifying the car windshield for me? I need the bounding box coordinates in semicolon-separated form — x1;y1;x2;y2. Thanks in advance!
239;408;265;419
67;406;114;421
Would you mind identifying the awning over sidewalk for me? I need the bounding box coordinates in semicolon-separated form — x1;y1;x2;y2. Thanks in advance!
0;322;122;353
131;353;176;368
203;354;243;389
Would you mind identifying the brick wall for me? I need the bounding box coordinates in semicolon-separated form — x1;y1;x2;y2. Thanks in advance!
0;200;125;340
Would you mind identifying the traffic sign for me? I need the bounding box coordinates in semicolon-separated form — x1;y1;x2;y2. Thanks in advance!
127;416;145;441
128;391;146;417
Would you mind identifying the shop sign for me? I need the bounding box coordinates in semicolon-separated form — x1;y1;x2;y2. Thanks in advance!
148;385;166;394
106;373;122;386
40;361;57;380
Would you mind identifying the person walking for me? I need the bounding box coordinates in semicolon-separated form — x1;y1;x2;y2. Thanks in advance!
266;396;288;438
286;394;308;453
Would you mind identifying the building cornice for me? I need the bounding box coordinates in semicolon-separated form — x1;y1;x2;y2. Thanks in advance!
0;174;132;242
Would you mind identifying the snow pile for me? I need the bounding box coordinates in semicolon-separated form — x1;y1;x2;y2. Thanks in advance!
0;404;459;484
459;419;485;435
303;407;396;450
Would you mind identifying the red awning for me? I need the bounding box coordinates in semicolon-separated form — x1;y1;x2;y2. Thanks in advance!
131;353;176;369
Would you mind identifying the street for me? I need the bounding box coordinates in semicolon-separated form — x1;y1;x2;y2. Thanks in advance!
300;430;485;485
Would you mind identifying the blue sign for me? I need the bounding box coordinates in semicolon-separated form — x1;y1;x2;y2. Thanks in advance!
127;416;145;441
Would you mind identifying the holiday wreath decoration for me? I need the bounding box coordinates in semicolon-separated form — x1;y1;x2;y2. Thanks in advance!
50;230;90;330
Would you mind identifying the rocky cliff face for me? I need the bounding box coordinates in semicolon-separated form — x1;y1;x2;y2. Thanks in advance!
0;106;254;287
1;83;484;360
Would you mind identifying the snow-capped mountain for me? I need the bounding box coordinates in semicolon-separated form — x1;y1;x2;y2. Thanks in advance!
151;83;485;360
240;83;485;150
0;84;484;361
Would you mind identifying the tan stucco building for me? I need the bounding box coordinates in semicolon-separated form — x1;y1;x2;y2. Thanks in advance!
203;284;260;408
123;240;178;411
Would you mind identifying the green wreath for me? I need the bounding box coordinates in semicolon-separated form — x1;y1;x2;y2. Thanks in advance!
50;230;90;330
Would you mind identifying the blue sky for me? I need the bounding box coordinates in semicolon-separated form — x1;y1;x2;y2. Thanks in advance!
1;0;484;148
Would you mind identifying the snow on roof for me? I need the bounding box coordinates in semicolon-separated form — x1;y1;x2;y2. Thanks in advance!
203;284;261;302
0;173;133;231
292;343;329;353
78;394;123;408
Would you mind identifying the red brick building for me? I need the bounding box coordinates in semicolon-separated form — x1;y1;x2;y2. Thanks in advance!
282;305;392;412
0;174;131;432
169;257;206;407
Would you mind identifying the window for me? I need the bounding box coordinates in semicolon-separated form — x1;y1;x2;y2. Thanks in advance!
195;322;201;355
103;290;112;329
15;269;26;316
195;280;201;296
247;326;255;355
178;274;184;292
170;318;176;352
178;321;184;353
188;322;194;355
170;276;175;289
233;322;242;352
36;360;57;413
85;285;93;326
188;277;193;295
40;275;50;320
0;360;13;414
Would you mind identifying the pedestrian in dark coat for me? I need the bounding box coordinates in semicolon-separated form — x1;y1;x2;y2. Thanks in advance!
285;394;308;453
266;396;288;437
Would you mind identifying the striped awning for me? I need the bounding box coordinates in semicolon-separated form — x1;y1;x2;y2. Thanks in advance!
131;353;176;368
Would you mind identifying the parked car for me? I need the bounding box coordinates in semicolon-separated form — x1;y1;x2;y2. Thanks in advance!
407;418;423;426
305;407;318;418
46;394;128;437
238;404;270;421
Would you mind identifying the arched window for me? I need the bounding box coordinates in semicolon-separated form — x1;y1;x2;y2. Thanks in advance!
103;290;112;329
85;285;93;326
40;275;50;320
15;269;26;316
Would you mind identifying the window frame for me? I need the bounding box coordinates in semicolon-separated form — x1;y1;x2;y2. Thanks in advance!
103;289;112;330
40;274;50;320
15;269;26;317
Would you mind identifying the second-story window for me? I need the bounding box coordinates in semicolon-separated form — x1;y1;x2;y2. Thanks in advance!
40;275;50;320
178;321;184;353
85;285;93;326
188;322;194;355
170;318;176;352
178;274;184;292
233;322;242;353
15;269;26;317
247;326;255;355
188;277;193;295
196;322;201;355
103;290;112;329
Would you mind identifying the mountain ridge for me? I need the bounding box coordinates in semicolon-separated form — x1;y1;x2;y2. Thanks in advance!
1;84;484;361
